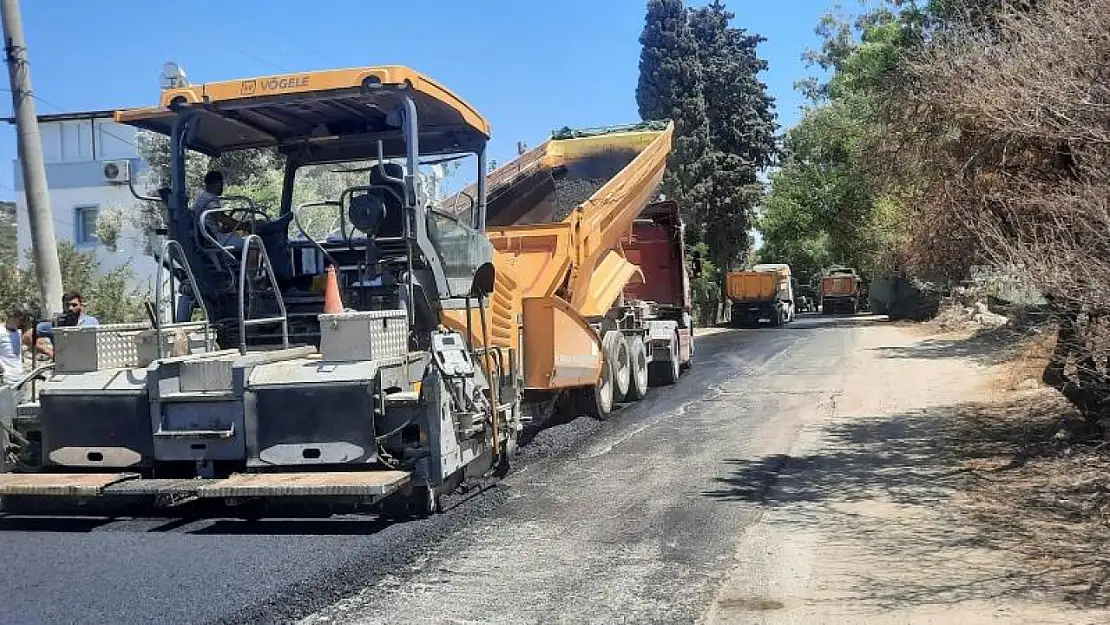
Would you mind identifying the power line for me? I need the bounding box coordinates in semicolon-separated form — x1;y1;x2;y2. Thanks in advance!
0;87;141;152
25;91;140;150
196;32;290;74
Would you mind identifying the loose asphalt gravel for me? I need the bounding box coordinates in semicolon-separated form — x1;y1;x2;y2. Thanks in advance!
550;177;607;222
0;314;855;625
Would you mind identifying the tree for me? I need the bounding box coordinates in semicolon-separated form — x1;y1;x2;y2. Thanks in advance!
690;0;778;271
0;241;146;323
136;131;283;192
637;0;712;236
759;11;911;278
687;242;721;325
0;202;15;265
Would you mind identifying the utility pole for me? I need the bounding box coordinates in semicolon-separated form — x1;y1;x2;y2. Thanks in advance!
1;0;61;316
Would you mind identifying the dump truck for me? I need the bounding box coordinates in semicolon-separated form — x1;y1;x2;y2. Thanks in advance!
726;263;795;327
820;267;863;314
0;67;688;516
458;122;693;420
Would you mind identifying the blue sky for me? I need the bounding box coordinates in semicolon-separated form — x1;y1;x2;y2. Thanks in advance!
0;0;835;200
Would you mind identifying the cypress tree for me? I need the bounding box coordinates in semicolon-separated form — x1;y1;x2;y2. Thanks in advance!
690;0;778;270
636;0;711;241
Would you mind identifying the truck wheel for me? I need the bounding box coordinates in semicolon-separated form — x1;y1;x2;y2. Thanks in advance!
648;332;680;386
574;352;615;420
730;306;743;328
603;331;631;402
625;339;649;401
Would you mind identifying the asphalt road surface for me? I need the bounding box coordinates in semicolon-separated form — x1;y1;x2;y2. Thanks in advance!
0;313;866;625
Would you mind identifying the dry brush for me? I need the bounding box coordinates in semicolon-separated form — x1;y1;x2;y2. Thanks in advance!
889;0;1110;423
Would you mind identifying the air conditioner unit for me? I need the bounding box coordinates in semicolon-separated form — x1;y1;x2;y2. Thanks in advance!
102;159;130;184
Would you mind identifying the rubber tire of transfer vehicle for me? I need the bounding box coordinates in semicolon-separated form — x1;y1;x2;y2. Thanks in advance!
625;338;650;401
648;332;680;387
573;348;616;420
603;330;631;403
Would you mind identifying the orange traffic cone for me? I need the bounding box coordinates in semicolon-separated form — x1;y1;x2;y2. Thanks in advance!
323;266;343;314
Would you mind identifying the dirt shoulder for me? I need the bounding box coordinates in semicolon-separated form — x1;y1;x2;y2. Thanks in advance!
702;321;1110;625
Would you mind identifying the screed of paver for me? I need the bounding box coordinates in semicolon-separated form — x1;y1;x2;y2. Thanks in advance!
700;324;1110;625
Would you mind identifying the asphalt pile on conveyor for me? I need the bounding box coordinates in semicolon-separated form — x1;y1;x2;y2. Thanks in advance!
550;177;607;222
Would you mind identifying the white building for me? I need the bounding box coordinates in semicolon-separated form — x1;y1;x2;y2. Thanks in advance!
7;110;160;293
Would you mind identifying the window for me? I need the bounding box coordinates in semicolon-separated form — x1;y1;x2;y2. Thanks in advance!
74;205;99;246
426;210;492;297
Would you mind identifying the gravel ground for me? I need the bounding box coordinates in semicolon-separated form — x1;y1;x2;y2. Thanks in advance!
702;321;1110;625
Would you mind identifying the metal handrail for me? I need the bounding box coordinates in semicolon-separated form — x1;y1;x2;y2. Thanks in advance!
0;362;55;407
196;195;269;261
198;208;239;261
291;201;341;268
153;239;214;360
12;363;53;390
237;234;290;354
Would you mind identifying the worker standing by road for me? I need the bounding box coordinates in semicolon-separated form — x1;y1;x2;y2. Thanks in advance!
0;306;28;386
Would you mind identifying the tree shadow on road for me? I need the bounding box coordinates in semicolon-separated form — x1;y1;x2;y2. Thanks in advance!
871;325;1034;365
787;314;893;332
703;390;1110;611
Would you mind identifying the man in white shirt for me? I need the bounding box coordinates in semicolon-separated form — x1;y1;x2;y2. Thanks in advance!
1;306;28;386
191;170;249;250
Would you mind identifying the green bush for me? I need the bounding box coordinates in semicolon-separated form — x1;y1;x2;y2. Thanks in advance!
0;241;149;323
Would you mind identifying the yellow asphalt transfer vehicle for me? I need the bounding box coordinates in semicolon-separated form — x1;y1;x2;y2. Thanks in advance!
447;122;694;421
0;66;517;515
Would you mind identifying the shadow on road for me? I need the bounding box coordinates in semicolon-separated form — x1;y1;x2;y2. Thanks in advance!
715;313;892;333
872;325;1032;365
0;515;113;532
703;390;1110;610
